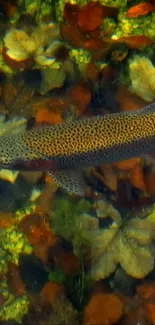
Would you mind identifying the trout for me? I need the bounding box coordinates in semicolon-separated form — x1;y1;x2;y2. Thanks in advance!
0;103;155;194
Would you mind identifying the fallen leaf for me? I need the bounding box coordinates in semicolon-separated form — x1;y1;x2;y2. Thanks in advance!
126;2;155;18
7;263;25;296
144;170;155;195
113;157;138;171
78;2;103;32
35;107;63;124
122;35;153;49
116;84;147;111
83;293;123;325
41;282;64;305
60;23;86;48
137;283;155;325
64;2;79;24
129;163;146;191
69;83;91;115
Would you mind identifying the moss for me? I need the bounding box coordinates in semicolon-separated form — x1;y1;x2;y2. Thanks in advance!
69;48;91;73
0;226;33;265
0;294;29;322
0;249;9;274
99;0;127;6
15;202;36;222
100;17;116;37
48;269;66;284
112;10;155;40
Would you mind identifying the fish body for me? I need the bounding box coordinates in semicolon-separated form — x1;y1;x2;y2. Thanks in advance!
0;103;155;193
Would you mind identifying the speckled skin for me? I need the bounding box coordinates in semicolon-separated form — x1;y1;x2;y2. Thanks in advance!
0;103;155;170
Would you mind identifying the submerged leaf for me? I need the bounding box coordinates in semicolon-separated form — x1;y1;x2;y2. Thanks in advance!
126;2;155;18
78;2;103;32
83;293;123;325
89;210;155;280
40;67;66;94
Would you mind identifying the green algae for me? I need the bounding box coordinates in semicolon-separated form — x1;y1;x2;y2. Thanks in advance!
0;294;29;323
112;11;155;40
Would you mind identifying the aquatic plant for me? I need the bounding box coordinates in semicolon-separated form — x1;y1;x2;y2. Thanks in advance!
112;8;155;41
48;269;66;284
0;293;29;322
0;225;33;266
49;197;96;308
128;55;155;102
0;278;29;322
50;195;155;279
0;201;36;273
50;197;93;257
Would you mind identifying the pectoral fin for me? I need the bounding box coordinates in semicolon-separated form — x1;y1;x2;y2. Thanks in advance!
48;169;86;195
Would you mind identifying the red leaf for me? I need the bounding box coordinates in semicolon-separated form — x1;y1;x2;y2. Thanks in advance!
78;1;103;31
64;3;79;24
60;23;86;48
126;2;155;18
121;35;153;48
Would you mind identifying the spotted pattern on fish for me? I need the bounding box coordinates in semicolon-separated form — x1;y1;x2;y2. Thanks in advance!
0;104;155;172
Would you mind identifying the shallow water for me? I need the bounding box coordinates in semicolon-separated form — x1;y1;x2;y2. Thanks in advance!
0;1;155;324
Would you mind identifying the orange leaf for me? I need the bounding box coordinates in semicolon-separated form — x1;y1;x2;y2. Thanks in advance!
60;23;86;48
41;282;64;305
0;212;15;228
88;27;101;39
48;96;70;112
126;2;155;18
116;85;147;111
144;171;155;196
84;38;105;51
35;108;63;124
98;164;118;191
84;63;98;82
137;282;155;300
64;2;79;24
146;303;155;324
19;214;57;248
69;83;91;115
105;35;153;49
78;1;103;32
113;157;138;170
129;163;146;191
137;283;155;325
4;2;17;18
122;35;153;49
83;293;123;325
